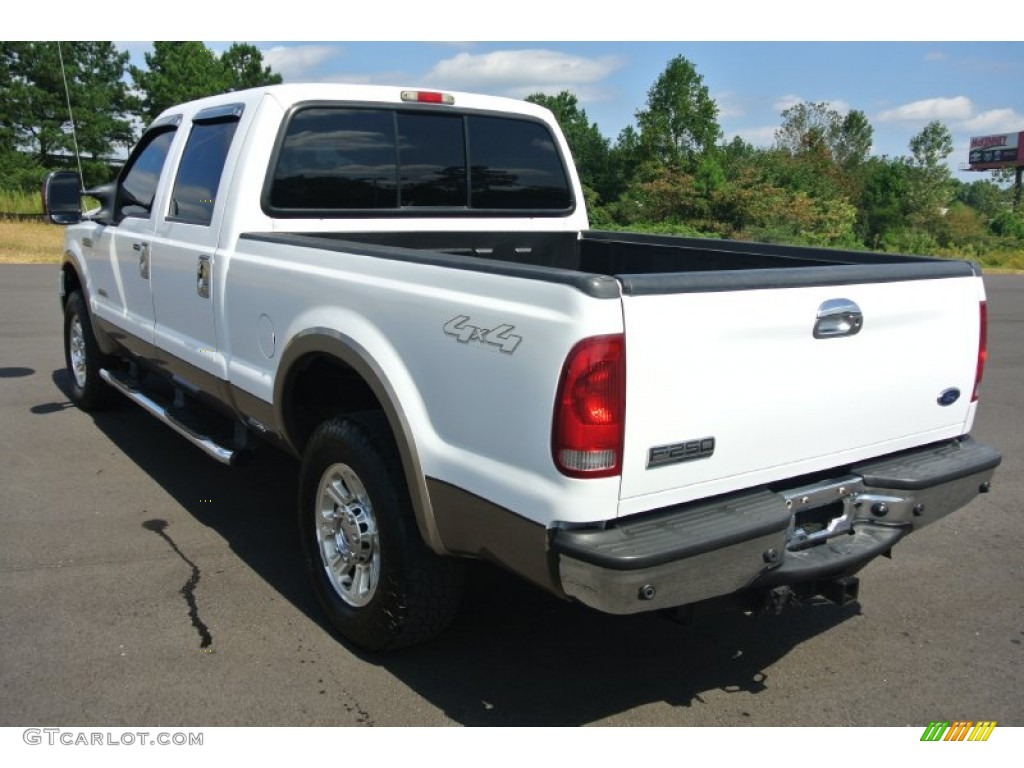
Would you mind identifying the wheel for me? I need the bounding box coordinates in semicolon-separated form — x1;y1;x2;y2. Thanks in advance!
63;291;115;411
298;413;464;650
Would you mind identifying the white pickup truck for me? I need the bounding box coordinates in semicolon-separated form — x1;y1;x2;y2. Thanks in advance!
44;84;1001;650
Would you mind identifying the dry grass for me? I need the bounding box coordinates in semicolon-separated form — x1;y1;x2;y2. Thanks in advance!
0;219;66;263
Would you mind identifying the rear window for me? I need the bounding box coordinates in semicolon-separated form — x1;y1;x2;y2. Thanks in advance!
266;106;572;216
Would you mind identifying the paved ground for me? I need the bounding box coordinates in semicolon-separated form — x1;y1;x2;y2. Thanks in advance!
0;264;1020;727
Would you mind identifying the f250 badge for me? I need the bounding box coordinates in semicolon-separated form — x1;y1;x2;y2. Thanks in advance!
443;315;523;354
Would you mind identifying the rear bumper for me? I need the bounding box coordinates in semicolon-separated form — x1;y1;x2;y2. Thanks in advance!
551;437;1001;614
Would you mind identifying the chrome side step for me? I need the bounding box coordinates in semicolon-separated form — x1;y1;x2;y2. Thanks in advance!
99;368;236;465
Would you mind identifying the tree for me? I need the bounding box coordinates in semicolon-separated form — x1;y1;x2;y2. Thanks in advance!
775;101;838;157
953;179;1010;220
220;43;283;91
635;55;720;170
834;110;873;169
526;91;612;201
775;101;873;169
0;42;136;188
906;120;954;227
859;157;911;246
132;42;281;122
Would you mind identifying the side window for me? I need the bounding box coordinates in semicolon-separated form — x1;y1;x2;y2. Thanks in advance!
120;129;176;219
467;116;571;210
271;109;397;210
169;117;240;226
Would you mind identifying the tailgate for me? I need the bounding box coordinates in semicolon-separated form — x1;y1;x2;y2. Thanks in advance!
618;273;984;514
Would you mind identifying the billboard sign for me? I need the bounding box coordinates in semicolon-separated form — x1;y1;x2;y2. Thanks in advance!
968;131;1024;170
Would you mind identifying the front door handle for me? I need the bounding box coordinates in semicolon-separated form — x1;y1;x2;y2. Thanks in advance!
197;254;211;298
133;242;150;280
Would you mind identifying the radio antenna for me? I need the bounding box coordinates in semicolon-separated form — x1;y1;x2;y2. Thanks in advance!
57;41;86;187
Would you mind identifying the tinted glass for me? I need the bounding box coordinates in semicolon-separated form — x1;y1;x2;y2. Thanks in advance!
271;109;397;209
268;108;571;213
397;112;466;207
121;130;175;218
468;116;571;210
170;118;239;226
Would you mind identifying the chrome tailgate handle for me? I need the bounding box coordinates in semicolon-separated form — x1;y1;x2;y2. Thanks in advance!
814;298;863;338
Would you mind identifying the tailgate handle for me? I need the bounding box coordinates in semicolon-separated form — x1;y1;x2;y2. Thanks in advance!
814;298;863;338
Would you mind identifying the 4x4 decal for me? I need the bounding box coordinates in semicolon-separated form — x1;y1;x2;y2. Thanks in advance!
443;315;522;354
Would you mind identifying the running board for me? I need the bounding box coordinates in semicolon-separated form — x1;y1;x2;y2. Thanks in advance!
99;368;236;465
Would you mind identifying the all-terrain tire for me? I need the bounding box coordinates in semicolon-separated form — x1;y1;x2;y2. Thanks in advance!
63;291;116;411
298;413;464;650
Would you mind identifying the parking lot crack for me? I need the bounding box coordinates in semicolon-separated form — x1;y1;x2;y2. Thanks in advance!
143;518;213;649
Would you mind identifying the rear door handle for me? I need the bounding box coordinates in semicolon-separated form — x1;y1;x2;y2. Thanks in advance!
133;242;150;279
814;298;863;338
197;254;211;298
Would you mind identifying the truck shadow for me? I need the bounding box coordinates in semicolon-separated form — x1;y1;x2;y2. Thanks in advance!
47;368;860;726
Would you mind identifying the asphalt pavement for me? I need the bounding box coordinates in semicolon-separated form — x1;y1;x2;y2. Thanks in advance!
0;264;1020;727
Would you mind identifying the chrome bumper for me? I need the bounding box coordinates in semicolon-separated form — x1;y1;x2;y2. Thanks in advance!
552;437;1001;615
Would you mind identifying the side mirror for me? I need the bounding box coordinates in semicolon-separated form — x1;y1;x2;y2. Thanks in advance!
41;171;83;225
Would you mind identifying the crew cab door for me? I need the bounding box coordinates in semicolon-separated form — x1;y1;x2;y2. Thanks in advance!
102;124;178;359
150;104;243;385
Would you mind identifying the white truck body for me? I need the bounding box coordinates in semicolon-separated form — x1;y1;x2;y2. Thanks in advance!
48;84;1001;649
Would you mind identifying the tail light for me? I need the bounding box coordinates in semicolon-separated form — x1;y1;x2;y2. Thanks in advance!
552;335;625;478
972;301;987;402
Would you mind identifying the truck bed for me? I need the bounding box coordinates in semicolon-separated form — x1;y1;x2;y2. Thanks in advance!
250;229;976;296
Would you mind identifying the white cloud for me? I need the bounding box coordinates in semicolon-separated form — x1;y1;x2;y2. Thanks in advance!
925;50;948;61
957;108;1024;133
726;126;778;147
773;94;803;112
877;96;973;122
773;94;851;116
714;91;745;119
262;44;343;81
423;49;624;98
323;71;411;86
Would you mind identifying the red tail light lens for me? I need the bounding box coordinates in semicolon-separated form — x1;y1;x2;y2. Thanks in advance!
552;335;625;478
972;301;988;402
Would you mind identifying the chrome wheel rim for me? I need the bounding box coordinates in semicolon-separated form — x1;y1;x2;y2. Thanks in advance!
315;463;380;607
69;316;87;388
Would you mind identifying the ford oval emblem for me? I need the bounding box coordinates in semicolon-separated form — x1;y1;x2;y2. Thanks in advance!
937;388;961;407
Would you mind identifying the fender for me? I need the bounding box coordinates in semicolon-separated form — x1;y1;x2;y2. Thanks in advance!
274;328;448;555
60;248;120;357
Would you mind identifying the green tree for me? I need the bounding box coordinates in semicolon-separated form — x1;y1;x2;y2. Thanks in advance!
834;110;873;169
953;178;1009;220
635;55;720;170
775;101;838;157
858;156;911;246
776;101;873;170
526;91;613;201
221;43;283;90
906;120;954;227
0;41;136;188
132;41;281;122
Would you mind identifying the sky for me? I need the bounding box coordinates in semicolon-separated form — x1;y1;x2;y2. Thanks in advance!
28;1;1024;182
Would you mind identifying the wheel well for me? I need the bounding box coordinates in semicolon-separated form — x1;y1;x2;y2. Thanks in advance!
62;262;82;309
283;353;385;454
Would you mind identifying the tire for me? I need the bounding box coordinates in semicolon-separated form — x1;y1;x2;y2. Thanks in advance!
298;413;464;650
63;291;116;411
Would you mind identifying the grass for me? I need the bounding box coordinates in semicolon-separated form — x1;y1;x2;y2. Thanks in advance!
0;220;66;263
0;188;42;215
